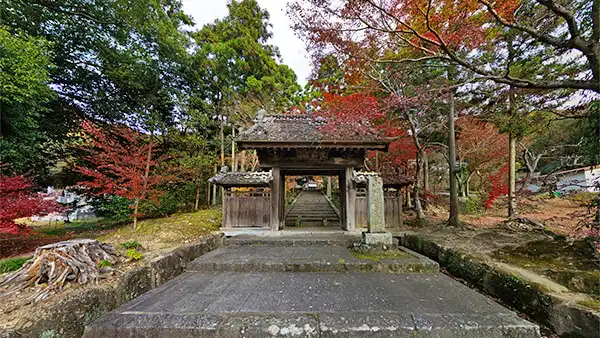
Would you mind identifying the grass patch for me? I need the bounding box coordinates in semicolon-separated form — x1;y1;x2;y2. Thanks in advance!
0;257;31;273
35;217;127;237
577;298;600;311
98;259;112;268
97;209;221;252
351;250;411;262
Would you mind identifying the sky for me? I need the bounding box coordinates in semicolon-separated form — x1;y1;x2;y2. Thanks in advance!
181;0;311;86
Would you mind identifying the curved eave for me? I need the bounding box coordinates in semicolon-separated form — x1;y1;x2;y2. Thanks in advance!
236;139;391;151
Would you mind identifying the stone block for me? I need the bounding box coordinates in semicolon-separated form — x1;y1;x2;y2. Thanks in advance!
320;312;415;337
218;314;318;337
118;266;153;303
361;232;393;246
367;176;385;233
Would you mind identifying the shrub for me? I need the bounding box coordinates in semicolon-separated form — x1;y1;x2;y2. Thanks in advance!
140;183;197;218
0;257;30;273
125;249;143;261
121;240;142;250
566;191;597;208
460;195;483;215
92;195;133;219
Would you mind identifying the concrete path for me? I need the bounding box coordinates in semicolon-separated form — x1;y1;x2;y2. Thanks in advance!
86;240;541;337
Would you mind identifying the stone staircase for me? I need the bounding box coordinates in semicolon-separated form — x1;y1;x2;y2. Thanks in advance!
284;190;340;227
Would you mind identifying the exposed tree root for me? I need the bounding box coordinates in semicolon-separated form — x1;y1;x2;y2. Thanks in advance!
0;239;118;302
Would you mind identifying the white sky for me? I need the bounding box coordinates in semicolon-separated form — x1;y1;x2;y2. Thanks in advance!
181;0;311;86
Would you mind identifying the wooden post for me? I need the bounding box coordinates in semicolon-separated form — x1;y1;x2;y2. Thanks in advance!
339;171;347;229
342;167;356;231
231;127;236;172
279;171;286;227
240;150;246;172
270;167;281;231
326;176;332;198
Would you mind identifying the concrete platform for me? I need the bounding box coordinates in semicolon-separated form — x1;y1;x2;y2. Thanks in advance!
86;242;540;337
188;245;439;273
85;271;539;337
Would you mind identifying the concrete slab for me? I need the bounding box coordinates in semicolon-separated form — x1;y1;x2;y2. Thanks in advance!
86;243;540;337
86;271;539;337
188;245;439;273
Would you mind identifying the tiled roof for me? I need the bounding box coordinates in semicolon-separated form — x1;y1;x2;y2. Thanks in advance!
236;114;387;145
209;171;272;187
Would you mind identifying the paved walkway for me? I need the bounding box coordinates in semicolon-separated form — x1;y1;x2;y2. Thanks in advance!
86;239;540;337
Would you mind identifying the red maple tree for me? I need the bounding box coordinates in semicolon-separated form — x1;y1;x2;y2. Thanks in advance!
317;93;386;140
75;121;177;229
457;116;508;194
0;174;63;234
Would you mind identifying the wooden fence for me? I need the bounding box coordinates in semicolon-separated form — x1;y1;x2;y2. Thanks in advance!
222;191;271;228
355;190;402;228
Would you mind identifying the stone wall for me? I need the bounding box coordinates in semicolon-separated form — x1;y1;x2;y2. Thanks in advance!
1;233;223;338
400;234;599;338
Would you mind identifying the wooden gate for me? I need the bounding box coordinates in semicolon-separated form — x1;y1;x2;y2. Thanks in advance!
222;191;271;228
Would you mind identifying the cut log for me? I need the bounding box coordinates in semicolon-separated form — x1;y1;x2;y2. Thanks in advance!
0;239;118;302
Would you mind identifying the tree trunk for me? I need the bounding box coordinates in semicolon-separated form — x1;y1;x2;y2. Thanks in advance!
447;67;460;227
220;117;225;168
508;133;518;218
413;150;426;221
195;181;201;211
133;198;140;229
240;150;246;172
423;153;430;192
136;132;154;230
231;127;236;172
212;164;217;206
406;187;412;208
327;176;332;197
207;182;211;205
406;112;426;221
220;117;225;204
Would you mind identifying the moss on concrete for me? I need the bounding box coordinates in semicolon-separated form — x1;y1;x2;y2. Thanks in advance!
400;234;599;338
350;250;411;262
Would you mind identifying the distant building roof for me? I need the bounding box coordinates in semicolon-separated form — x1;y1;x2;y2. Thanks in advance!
353;170;413;188
552;165;600;176
236;113;389;149
209;170;272;187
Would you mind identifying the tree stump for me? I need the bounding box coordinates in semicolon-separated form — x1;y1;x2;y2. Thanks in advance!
0;239;118;302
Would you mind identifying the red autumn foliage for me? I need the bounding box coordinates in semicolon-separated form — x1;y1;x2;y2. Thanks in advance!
485;165;509;209
457;117;508;174
317;93;386;140
75;121;178;225
316;92;417;181
290;0;519;63
0;174;63;234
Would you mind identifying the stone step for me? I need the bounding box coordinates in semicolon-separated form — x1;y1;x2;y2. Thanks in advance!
285;214;340;218
225;236;359;247
188;245;439;274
